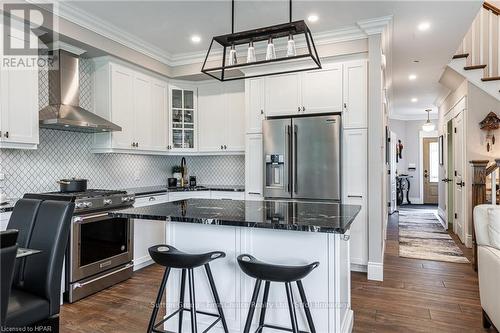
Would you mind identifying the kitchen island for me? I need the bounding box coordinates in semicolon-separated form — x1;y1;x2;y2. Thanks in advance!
111;199;360;333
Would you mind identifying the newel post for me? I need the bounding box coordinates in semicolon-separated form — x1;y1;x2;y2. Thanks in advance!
470;160;489;271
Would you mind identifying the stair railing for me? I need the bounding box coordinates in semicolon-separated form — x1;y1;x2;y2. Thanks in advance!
470;159;500;271
458;2;500;79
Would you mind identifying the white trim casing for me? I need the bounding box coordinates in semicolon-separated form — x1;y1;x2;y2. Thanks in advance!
367;261;384;281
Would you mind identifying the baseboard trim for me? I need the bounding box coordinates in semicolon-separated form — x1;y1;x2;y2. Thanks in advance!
351;263;367;272
367;261;383;281
466;234;473;248
341;309;354;333
133;256;154;271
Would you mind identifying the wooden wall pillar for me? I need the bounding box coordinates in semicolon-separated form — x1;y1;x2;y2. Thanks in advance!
470;160;489;271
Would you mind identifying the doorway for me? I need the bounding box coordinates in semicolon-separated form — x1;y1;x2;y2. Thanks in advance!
452;111;466;243
423;138;439;204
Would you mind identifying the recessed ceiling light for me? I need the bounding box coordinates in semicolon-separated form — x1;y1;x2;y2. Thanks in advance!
418;21;431;31
191;35;201;43
411;98;418;103
307;14;319;23
408;74;417;81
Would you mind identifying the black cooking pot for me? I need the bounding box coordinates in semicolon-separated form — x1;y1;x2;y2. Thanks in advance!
57;178;88;192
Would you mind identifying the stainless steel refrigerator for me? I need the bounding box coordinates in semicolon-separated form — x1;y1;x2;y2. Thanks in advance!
263;115;341;201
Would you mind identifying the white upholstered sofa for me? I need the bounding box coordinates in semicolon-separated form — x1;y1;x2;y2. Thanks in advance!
474;204;500;330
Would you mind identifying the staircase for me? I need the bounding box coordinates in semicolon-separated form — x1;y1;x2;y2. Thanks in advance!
448;2;500;100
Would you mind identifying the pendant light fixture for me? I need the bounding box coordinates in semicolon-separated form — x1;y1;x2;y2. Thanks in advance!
422;109;436;132
201;0;321;81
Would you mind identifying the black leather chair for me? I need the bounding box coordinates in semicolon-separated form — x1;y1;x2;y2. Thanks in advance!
4;200;74;332
1;229;19;326
6;199;42;286
237;254;319;333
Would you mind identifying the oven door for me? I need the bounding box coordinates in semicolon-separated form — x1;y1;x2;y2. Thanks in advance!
70;212;133;282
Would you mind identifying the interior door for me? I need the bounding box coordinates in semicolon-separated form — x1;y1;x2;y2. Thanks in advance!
423;137;439;204
453;112;465;243
293;115;341;200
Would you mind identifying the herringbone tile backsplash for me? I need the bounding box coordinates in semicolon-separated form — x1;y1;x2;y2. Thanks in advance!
0;59;245;199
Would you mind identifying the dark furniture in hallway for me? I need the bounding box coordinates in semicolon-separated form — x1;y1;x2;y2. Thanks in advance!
237;254;319;333
147;244;228;333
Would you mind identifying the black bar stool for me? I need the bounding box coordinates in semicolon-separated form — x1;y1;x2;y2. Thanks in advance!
237;254;319;333
148;245;229;333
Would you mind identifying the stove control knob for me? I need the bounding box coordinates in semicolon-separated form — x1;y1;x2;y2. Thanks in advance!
83;202;93;208
76;202;85;209
103;199;113;206
122;197;130;202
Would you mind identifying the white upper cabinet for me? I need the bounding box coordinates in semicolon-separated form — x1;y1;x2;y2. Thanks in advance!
224;81;245;151
169;84;197;152
198;83;225;151
109;63;135;149
245;78;265;134
197;80;244;153
265;73;301;116
93;59;168;153
343;60;368;129
301;65;343;113
0;66;39;149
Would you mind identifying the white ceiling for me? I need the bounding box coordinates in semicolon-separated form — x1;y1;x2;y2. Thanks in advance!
62;0;481;119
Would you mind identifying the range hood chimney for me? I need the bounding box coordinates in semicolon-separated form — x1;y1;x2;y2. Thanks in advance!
39;50;121;133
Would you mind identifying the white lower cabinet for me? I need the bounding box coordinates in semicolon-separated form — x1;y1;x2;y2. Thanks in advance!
245;134;263;200
168;190;211;202
133;194;169;270
210;191;244;200
343;128;368;268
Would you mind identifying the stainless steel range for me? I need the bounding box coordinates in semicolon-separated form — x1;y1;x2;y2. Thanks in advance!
24;189;135;303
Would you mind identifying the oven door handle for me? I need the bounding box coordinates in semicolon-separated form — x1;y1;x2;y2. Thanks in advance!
73;213;111;224
72;263;133;289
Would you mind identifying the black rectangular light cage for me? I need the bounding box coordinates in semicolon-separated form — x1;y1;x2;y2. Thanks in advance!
201;20;321;81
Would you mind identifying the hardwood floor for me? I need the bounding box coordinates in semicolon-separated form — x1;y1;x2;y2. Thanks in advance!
352;209;495;333
60;209;495;332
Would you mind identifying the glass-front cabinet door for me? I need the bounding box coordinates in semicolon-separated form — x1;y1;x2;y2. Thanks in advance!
170;86;197;151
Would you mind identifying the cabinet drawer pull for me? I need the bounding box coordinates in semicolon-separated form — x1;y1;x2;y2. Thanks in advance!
248;192;260;195
149;197;156;201
344;103;347;109
347;195;363;198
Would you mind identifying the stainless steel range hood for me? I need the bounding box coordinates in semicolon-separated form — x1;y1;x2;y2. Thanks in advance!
39;50;121;133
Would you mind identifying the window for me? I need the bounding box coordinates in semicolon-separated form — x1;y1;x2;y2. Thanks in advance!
429;141;439;183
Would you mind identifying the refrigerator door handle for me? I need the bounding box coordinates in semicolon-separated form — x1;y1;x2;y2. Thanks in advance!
286;124;292;194
293;124;298;194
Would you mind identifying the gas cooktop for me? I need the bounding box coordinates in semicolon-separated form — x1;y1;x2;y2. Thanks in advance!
24;189;135;213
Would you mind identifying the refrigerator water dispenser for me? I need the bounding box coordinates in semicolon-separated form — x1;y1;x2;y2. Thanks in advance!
265;154;285;188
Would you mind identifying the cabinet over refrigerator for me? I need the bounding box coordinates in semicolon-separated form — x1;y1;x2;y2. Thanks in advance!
263;114;341;200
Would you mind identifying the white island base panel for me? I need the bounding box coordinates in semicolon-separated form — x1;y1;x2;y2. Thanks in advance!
162;222;353;333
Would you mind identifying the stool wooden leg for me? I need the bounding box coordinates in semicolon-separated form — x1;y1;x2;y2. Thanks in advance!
297;280;316;333
204;264;229;333
178;269;187;333
188;269;198;333
285;282;299;333
147;268;171;333
257;281;271;332
244;279;262;333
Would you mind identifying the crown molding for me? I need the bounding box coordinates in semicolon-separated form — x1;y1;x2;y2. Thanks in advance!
40;2;385;68
357;15;393;35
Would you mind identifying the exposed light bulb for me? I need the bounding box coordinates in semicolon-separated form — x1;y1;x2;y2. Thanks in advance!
247;41;256;63
286;35;296;57
265;38;276;61
228;44;237;66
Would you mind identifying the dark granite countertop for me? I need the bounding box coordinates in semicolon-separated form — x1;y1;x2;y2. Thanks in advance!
110;199;361;234
124;185;245;197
